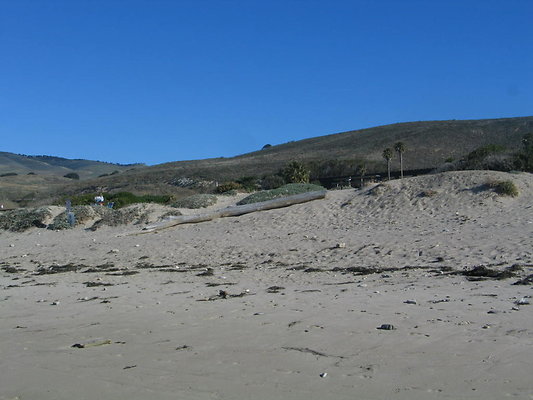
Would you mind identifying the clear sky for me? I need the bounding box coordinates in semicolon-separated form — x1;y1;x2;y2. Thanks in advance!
1;0;532;165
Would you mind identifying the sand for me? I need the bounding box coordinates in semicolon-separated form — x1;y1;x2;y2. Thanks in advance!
1;170;532;400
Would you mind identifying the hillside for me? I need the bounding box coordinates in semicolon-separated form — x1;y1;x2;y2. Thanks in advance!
1;116;531;207
0;152;145;179
73;116;533;187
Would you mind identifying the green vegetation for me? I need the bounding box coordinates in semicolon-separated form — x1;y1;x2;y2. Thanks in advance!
98;170;120;178
283;161;310;183
236;176;259;192
307;159;360;181
260;174;285;190
63;172;80;180
171;194;217;209
514;133;533;172
466;144;506;162
0;207;52;231
486;180;519;197
216;181;242;194
66;192;172;209
47;205;109;230
237;183;324;205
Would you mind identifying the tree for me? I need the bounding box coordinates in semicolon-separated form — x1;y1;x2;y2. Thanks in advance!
63;172;80;180
357;163;367;188
283;161;310;183
394;142;406;179
382;148;393;180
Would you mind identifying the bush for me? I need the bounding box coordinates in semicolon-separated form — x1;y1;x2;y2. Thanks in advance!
216;182;242;193
486;180;519;197
0;207;52;231
514;133;533;172
282;161;310;183
66;192;171;209
236;176;259;192
261;174;286;190
88;205;152;230
64;172;80;180
467;144;506;162
237;183;324;205
47;205;110;230
419;190;438;197
0;172;18;177
171;194;218;209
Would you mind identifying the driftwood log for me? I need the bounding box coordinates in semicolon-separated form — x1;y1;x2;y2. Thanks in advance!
136;190;327;234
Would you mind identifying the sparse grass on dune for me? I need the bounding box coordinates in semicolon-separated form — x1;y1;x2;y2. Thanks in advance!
485;179;520;197
237;183;325;205
171;194;218;209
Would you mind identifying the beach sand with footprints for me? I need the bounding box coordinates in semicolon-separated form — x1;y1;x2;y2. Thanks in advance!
1;170;532;400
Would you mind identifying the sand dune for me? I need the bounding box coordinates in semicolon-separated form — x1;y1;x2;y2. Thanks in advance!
1;170;532;399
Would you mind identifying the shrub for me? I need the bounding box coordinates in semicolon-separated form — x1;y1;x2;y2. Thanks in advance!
419;190;438;197
107;192;171;208
171;194;218;209
236;176;259;192
308;159;359;181
88;205;152;230
63;172;80;180
467;144;506;162
486;180;519;197
261;174;286;190
0;172;18;177
0;207;52;231
66;192;171;209
47;205;109;230
282;161;310;183
514;133;533;172
237;183;324;205
216;182;242;193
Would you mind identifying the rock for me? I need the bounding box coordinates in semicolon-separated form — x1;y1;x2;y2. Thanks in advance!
404;300;417;305
320;372;328;378
515;297;530;305
377;324;395;330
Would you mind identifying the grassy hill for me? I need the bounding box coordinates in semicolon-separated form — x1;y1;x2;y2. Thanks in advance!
82;116;533;184
0;152;145;179
1;116;531;208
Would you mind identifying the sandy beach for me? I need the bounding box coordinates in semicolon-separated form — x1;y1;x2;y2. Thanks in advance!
1;170;532;400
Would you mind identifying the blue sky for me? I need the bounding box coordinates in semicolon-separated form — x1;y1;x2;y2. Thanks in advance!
1;0;532;165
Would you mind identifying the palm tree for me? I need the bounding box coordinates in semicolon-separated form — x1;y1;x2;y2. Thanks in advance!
357;163;367;188
382;148;393;180
394;142;406;179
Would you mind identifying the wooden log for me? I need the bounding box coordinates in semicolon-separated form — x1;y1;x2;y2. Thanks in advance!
138;190;327;234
